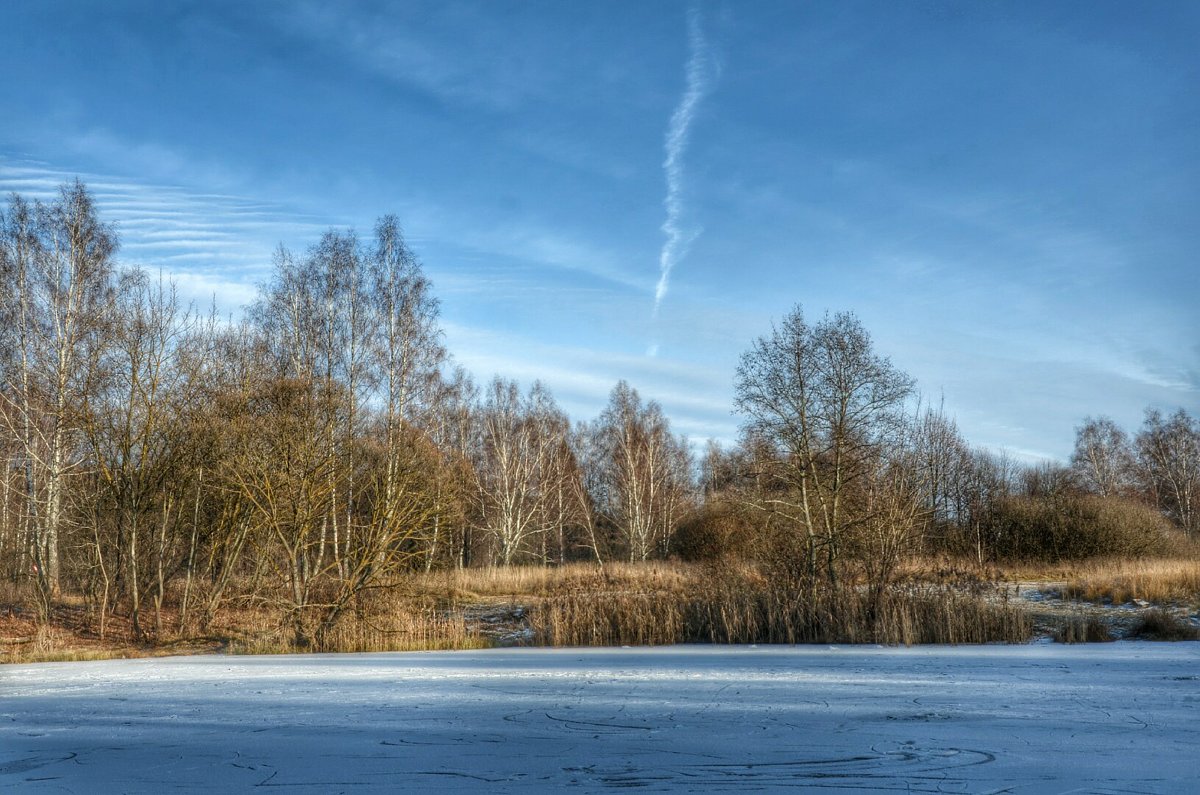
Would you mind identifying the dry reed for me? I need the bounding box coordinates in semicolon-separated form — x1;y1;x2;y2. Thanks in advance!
412;562;690;600
1054;614;1114;644
1129;609;1200;641
529;567;1032;646
1056;558;1200;606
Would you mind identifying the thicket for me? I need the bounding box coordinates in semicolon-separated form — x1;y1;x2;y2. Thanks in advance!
1;182;1196;652
966;494;1182;561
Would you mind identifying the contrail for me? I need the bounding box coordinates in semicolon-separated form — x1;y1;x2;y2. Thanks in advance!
652;8;711;318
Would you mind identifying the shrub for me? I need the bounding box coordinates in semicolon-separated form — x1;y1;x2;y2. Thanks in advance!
1130;609;1200;641
980;494;1182;561
671;500;759;562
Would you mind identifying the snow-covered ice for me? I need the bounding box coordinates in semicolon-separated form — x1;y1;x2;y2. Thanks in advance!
2;644;1198;792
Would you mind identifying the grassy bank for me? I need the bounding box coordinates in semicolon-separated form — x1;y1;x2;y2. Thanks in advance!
5;556;1200;662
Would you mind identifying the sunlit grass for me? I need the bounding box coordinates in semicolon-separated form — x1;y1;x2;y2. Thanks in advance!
8;554;1199;661
1054;559;1200;606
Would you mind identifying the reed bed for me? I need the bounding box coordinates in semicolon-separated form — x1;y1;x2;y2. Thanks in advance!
412;562;691;600
1054;614;1114;644
228;608;486;655
33;555;1200;661
529;567;1032;647
1129;609;1200;641
1054;558;1200;606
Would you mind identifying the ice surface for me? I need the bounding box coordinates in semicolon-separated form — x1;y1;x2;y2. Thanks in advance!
2;644;1198;792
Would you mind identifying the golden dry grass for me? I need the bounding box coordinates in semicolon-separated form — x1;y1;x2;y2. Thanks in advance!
411;561;692;601
1053;558;1200;606
1054;614;1114;644
13;554;1200;661
920;554;1200;607
525;563;1031;646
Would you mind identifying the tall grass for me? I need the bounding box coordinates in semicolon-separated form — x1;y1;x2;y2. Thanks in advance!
1129;609;1200;641
1054;614;1114;644
530;567;1031;646
326;588;489;652
26;557;1154;661
208;586;492;655
1056;558;1200;606
412;562;690;600
228;607;487;655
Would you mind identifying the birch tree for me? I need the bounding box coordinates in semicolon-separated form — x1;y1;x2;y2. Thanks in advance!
1137;408;1199;536
0;183;116;601
734;307;914;594
591;381;693;562
1071;416;1137;498
473;379;569;564
368;215;445;559
241;220;449;643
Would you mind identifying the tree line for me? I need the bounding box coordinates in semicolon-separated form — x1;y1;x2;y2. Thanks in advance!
1;182;1196;644
0;182;693;643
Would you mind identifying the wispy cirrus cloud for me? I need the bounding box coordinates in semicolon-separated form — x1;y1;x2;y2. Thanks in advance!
444;320;738;443
384;198;654;295
273;1;552;114
0;157;331;311
652;8;714;319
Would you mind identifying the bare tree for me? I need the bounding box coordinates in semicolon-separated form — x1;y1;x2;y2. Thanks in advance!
368;215;445;566
591;381;693;562
313;230;367;578
234;219;452;644
253;232;364;582
1018;461;1077;499
0;183;116;602
369;216;443;429
1070;416;1137;498
915;401;968;529
700;439;742;497
943;447;1017;565
81;269;209;638
567;421;606;567
849;429;929;628
734;307;915;594
420;369;476;570
424;367;479;568
0;409;18;581
224;363;334;644
472;379;567;564
542;425;588;564
183;320;260;633
1136;408;1199;536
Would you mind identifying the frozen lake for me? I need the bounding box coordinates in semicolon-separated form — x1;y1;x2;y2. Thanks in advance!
2;644;1198;792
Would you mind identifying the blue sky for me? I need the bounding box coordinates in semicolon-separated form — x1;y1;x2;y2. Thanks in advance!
2;0;1197;460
